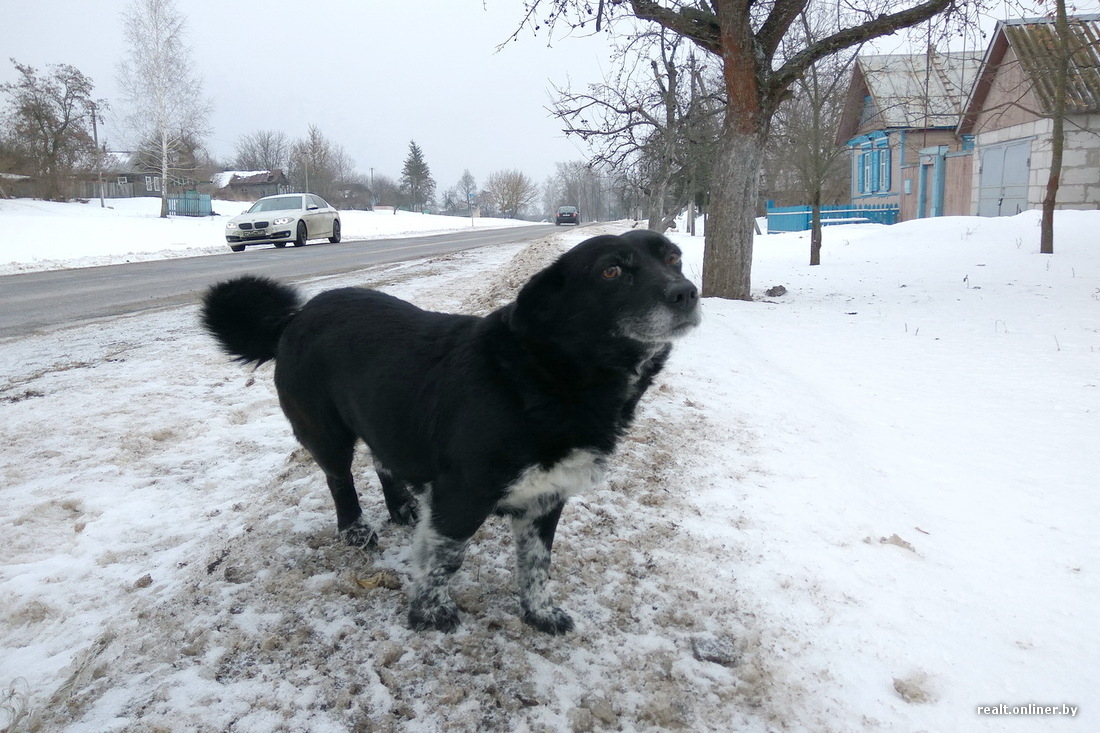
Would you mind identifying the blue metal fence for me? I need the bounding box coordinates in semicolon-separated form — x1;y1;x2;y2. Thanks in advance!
766;202;899;233
167;192;213;217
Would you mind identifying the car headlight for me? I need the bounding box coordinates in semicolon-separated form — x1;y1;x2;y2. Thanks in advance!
272;216;294;225
226;222;239;230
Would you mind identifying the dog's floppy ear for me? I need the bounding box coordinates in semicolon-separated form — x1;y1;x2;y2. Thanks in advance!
509;263;566;337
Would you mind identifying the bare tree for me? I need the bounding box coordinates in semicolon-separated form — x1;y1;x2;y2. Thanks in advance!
117;0;211;217
484;169;540;218
233;129;290;172
545;161;598;220
769;14;857;265
521;0;971;299
458;169;477;215
1039;0;1070;255
0;60;102;200
552;31;722;231
370;172;400;208
289;124;354;203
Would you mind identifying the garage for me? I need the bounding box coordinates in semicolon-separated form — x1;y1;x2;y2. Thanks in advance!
977;139;1031;217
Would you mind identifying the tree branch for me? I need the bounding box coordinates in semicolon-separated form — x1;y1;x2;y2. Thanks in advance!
771;0;955;96
629;0;723;53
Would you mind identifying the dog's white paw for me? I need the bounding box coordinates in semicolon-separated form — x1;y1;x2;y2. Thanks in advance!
408;599;461;633
522;605;575;635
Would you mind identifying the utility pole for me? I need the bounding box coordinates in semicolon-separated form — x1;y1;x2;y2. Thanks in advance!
90;102;105;208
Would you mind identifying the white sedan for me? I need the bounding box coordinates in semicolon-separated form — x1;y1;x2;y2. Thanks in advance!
224;194;341;251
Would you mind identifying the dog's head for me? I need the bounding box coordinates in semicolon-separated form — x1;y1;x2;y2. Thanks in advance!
511;230;701;347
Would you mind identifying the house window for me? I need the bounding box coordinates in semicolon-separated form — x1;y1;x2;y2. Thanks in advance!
857;146;892;195
145;176;161;192
859;95;875;126
117;175;128;185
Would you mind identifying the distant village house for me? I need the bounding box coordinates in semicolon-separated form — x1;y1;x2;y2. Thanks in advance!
837;14;1100;222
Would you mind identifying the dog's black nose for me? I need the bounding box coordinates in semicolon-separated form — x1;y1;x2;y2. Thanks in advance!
665;281;699;310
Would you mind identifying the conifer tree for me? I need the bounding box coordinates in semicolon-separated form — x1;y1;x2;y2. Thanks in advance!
400;141;435;211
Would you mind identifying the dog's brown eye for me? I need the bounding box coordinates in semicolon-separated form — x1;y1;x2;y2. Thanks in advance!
666;253;681;266
602;265;622;280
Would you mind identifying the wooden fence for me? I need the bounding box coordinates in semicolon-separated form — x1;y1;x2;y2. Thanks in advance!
765;203;899;233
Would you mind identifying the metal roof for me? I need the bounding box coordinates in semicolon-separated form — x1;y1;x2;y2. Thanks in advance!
1001;15;1100;114
856;50;982;129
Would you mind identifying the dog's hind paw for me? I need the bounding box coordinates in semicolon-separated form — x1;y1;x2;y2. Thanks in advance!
522;606;575;635
340;519;378;549
408;601;461;633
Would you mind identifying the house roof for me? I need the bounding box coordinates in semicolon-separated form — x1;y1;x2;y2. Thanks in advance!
212;170;286;188
959;15;1100;133
836;50;982;143
1002;15;1099;114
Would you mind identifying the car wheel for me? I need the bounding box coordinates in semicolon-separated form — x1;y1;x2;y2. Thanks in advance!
230;244;245;252
274;241;287;248
294;221;307;247
329;220;341;243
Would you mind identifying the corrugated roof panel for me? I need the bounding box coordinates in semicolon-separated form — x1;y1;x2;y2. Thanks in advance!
1003;16;1100;114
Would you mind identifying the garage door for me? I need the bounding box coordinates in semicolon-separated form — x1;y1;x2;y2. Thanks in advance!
978;140;1030;217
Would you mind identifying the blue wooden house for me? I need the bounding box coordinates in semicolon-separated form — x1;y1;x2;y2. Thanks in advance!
835;49;981;221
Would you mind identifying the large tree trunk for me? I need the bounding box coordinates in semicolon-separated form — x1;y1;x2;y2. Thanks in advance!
700;0;767;301
703;121;766;300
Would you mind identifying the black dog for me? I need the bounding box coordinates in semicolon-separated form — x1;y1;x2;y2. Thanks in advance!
201;230;700;633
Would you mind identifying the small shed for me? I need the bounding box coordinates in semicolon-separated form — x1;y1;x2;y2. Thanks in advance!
213;170;289;200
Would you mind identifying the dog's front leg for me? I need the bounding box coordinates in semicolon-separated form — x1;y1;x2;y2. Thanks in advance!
512;502;574;634
406;490;483;632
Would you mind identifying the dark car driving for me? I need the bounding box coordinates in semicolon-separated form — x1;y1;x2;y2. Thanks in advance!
555;206;580;225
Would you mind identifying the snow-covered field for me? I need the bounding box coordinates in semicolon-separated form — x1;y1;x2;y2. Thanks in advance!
1;199;1096;732
0;197;539;275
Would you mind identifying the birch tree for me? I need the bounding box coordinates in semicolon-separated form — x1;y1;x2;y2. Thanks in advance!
117;0;211;217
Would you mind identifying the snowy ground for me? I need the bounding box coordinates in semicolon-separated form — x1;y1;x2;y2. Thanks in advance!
1;200;1097;732
0;197;539;275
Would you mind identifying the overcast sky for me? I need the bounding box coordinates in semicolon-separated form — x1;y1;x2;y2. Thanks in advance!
4;1;1098;195
1;0;618;191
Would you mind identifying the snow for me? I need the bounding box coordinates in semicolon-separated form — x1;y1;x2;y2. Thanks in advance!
1;199;1096;731
0;197;541;275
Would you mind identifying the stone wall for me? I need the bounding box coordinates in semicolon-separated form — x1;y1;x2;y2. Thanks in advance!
969;113;1100;213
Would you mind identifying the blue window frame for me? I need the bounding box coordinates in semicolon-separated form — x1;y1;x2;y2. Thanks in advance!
878;147;891;192
856;143;892;195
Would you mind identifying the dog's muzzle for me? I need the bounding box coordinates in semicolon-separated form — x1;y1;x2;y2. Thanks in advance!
665;281;699;312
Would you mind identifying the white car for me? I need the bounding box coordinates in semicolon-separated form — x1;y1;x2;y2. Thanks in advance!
224;194;341;251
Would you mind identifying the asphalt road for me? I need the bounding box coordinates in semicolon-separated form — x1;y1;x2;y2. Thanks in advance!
0;225;560;339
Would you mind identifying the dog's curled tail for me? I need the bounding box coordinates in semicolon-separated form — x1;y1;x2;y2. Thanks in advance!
201;275;302;365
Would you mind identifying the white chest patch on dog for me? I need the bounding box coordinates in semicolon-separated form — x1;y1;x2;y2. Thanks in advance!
498;449;606;513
